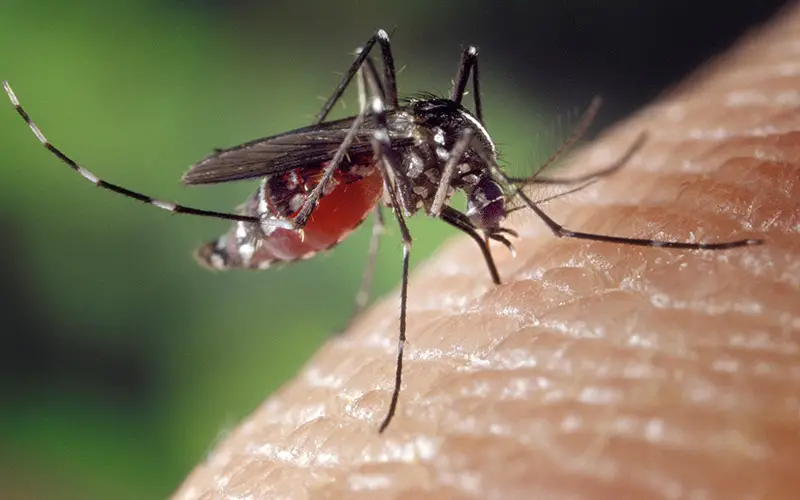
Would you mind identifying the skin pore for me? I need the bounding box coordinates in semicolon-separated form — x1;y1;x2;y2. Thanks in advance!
174;7;799;500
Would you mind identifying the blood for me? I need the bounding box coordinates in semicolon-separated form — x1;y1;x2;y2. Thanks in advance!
258;163;383;261
196;157;383;269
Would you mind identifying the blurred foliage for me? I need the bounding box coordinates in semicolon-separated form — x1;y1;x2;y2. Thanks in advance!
0;0;786;498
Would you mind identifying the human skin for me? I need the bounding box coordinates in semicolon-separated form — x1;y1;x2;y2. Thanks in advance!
173;7;800;500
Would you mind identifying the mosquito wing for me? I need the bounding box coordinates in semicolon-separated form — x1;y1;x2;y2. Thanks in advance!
182;113;414;185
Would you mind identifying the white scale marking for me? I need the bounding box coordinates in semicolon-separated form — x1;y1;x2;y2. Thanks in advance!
4;81;20;106
434;128;446;145
209;253;225;270
151;199;176;211
235;222;248;240
458;109;496;157
238;242;255;264
78;168;99;184
371;96;384;114
30;125;47;144
373;129;389;143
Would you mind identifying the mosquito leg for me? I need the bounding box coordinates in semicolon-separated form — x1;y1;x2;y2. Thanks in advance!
355;205;386;314
378;219;410;434
363;94;414;433
2;80;259;225
356;54;369;112
354;49;388;314
355;43;412;214
450;46;484;124
355;46;387;114
333;56;389;334
357;43;411;215
373;30;399;109
494;165;763;249
450;47;476;105
470;48;483;124
440;206;502;285
429;128;474;217
291;102;371;230
295;30;398;229
316;28;398;124
508;132;647;185
336;205;386;334
355;48;386;108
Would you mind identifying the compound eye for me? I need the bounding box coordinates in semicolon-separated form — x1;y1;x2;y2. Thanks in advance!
467;177;506;229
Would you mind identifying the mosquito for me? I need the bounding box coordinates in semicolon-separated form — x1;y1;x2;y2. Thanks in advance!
2;29;762;433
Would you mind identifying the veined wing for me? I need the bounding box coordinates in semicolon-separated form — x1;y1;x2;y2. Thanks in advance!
182;114;414;185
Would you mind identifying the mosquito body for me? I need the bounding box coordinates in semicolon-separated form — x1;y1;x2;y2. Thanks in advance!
3;29;762;433
191;98;506;272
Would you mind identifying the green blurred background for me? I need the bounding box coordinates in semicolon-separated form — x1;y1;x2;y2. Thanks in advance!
0;1;788;498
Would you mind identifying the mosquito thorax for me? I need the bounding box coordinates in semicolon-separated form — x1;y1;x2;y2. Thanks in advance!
399;98;506;227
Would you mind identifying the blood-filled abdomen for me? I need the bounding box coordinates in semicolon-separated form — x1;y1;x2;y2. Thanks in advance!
196;158;383;270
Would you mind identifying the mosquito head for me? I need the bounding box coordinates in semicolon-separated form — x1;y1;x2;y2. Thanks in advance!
466;175;507;230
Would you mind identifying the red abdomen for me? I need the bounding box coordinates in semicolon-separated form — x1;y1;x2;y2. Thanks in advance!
196;157;382;270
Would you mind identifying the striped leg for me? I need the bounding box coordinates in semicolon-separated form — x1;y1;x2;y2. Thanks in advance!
3;80;257;224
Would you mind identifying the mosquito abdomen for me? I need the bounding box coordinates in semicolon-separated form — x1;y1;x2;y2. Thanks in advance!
197;162;383;270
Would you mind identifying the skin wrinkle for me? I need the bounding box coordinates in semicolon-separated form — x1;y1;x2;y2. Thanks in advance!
174;8;800;500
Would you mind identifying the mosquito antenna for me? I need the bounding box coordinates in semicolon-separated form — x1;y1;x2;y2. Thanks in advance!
495;162;763;249
511;131;647;186
504;178;602;217
525;96;603;180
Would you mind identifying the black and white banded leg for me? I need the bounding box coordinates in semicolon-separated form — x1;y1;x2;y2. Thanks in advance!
3;80;259;225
